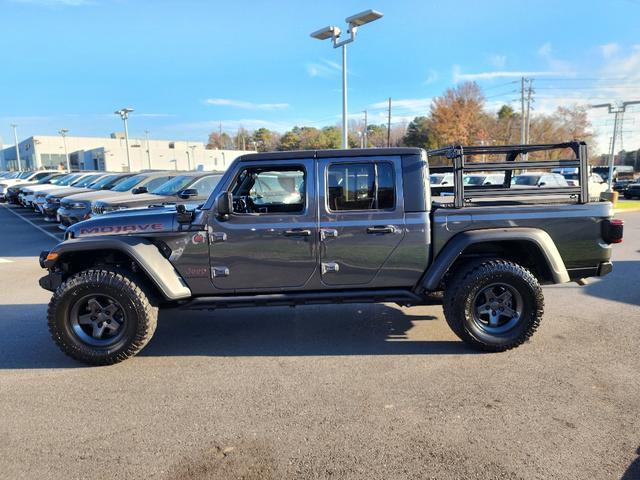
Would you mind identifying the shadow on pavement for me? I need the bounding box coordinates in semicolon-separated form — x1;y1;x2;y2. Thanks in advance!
621;447;640;480
0;303;474;369
0;304;81;369
143;303;474;358
582;260;640;306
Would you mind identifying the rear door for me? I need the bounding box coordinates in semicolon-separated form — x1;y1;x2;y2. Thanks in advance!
318;156;405;286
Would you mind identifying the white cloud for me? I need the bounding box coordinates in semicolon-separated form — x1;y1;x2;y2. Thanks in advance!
424;69;438;85
306;58;343;78
205;98;289;110
599;43;620;58
489;54;507;69
538;42;552;57
453;66;564;82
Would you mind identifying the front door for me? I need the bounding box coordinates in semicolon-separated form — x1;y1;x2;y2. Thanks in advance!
208;159;317;291
318;156;405;286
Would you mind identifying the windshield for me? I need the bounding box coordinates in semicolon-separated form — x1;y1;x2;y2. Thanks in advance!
512;175;539;186
36;174;60;184
18;171;32;179
430;175;448;185
56;174;82;186
88;174;117;190
150;175;194;195
563;173;579;181
464;176;486;186
111;174;146;192
49;175;69;185
71;174;102;187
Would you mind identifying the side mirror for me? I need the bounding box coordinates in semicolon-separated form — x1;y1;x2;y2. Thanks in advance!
538;182;546;187
178;188;198;199
132;186;148;194
215;191;233;219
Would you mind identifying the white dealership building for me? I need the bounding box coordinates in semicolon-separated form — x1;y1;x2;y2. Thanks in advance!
0;133;253;172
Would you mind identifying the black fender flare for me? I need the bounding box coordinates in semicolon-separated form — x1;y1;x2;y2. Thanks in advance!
44;236;192;301
420;227;570;291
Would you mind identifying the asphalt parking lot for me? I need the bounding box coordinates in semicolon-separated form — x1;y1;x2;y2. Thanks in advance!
0;203;638;480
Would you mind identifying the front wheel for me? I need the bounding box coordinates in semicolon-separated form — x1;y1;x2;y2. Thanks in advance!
48;269;158;365
443;259;544;351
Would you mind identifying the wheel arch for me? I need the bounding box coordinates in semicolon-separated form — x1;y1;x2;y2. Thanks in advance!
45;237;192;301
420;228;570;291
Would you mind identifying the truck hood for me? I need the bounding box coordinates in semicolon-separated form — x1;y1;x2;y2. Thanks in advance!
99;192;176;208
67;207;178;238
63;189;142;203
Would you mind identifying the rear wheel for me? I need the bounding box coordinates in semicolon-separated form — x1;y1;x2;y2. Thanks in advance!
48;269;158;365
443;259;543;351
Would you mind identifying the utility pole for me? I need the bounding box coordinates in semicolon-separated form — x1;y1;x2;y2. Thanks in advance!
363;110;368;148
590;100;640;191
10;124;22;171
525;79;534;145
387;97;391;147
144;130;151;170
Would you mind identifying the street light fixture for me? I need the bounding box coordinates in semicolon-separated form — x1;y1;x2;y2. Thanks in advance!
590;100;640;191
310;9;383;149
115;107;134;172
58;128;71;172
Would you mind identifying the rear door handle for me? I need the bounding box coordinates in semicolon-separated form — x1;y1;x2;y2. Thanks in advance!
284;229;312;237
366;225;397;234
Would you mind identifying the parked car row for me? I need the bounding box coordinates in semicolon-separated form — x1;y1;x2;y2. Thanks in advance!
0;169;223;229
429;170;616;201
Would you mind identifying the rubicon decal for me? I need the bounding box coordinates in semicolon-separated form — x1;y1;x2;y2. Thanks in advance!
79;224;165;235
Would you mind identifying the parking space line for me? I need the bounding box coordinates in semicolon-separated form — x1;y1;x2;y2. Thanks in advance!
0;204;63;242
0;258;13;263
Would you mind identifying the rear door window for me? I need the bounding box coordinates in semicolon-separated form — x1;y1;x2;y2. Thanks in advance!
327;162;395;211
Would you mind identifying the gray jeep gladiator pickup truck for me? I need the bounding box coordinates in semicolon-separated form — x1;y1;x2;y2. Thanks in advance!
39;142;623;365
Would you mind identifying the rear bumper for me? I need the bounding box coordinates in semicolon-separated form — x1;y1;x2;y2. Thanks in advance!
567;261;613;280
597;261;613;277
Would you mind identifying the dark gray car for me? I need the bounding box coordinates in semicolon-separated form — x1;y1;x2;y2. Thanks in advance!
91;172;223;214
39;142;623;365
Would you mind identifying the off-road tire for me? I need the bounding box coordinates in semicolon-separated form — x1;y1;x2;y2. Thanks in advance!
443;259;544;352
48;268;158;365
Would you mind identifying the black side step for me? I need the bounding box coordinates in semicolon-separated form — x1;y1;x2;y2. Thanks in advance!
178;289;426;310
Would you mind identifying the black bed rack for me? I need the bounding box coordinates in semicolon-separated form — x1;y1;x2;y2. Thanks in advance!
427;141;589;208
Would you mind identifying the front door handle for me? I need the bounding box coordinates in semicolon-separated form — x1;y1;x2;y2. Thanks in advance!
366;225;397;234
284;229;312;237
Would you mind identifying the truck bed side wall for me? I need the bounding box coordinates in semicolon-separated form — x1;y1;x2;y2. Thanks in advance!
431;202;613;270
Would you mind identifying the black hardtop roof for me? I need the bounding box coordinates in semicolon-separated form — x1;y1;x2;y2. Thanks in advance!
237;147;423;162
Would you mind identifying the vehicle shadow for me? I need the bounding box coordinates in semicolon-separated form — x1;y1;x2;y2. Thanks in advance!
142;303;474;358
582;260;640;306
0;303;474;369
621;447;640;480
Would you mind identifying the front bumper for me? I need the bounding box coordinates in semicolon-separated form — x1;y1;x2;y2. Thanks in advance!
39;271;63;292
43;202;61;220
57;206;91;226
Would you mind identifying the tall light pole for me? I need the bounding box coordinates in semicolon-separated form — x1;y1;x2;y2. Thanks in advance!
115;107;134;171
144;129;152;170
58;128;71;171
590;100;640;191
10;124;22;171
311;9;383;149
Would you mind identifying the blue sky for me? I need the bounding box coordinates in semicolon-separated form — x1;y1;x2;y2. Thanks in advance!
1;0;640;153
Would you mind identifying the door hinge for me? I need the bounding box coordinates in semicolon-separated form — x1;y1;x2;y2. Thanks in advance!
211;266;230;277
321;262;340;274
